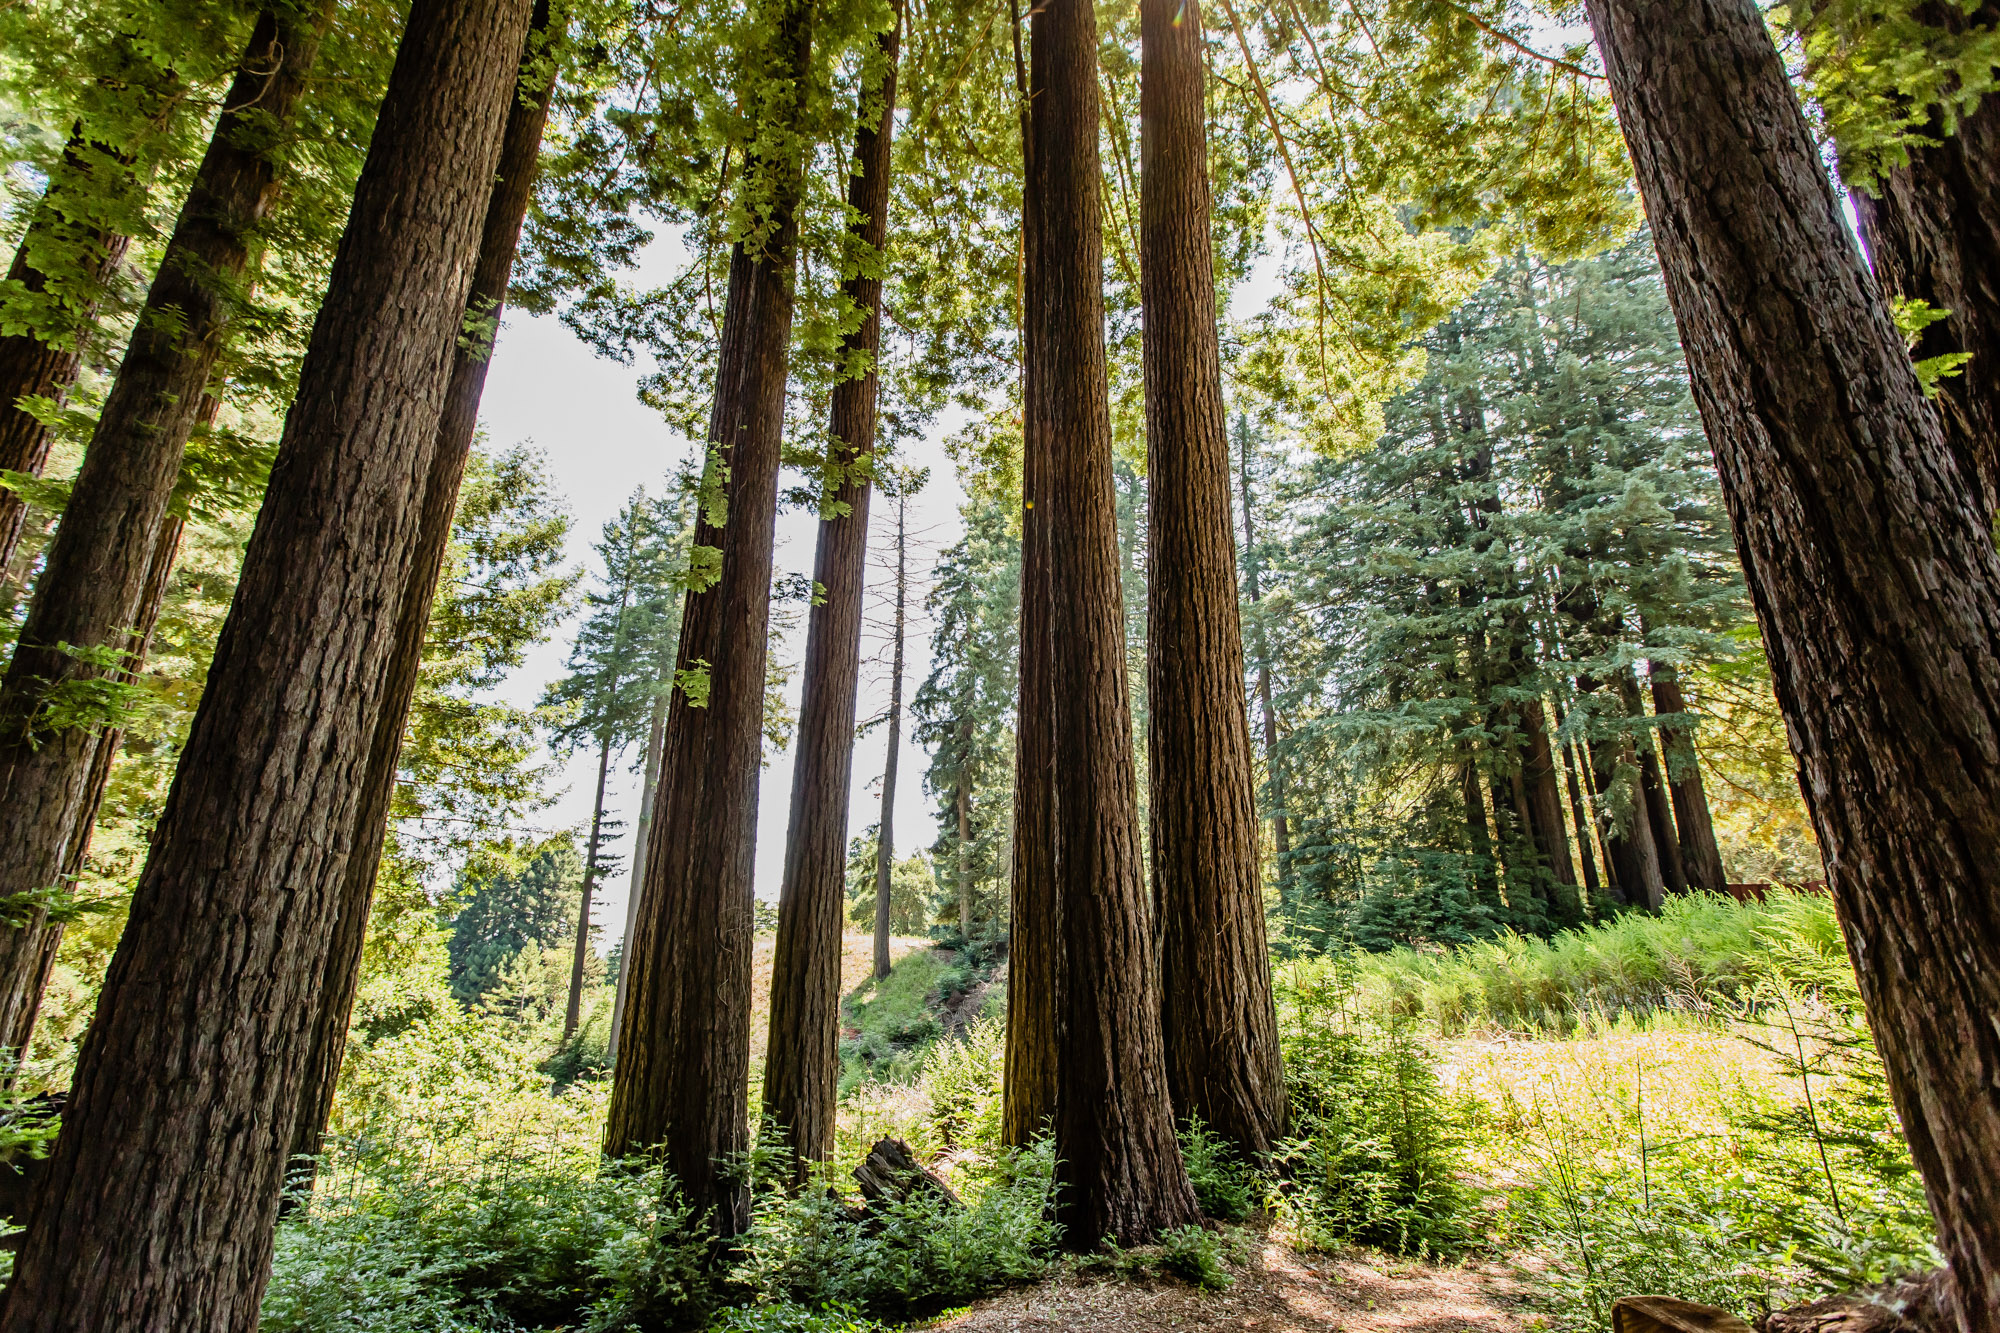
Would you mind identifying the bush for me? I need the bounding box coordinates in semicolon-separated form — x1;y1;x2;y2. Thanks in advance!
736;1139;1058;1318
1275;965;1478;1257
921;1017;1004;1152
1156;1225;1236;1292
264;1152;712;1333
706;1303;889;1333
1177;1117;1257;1222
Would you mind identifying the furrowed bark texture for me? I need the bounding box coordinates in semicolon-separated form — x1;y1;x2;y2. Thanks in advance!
1519;697;1584;926
0;4;329;1059
764;3;896;1168
1140;0;1285;1160
604;0;813;1237
1585;1;2000;1326
1650;667;1728;890
1033;0;1199;1247
1846;0;2000;517
1003;0;1058;1152
0;167;135;585
609;692;666;1056
285;21;555;1185
0;0;530;1319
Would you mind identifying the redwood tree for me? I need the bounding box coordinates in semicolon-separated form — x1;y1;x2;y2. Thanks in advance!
1031;0;1198;1246
765;5;900;1162
1139;0;1284;1161
0;0;531;1318
1584;0;2000;1326
604;0;815;1236
0;0;332;1059
285;12;557;1181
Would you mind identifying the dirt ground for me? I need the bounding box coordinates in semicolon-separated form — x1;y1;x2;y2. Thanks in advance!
924;1231;1532;1333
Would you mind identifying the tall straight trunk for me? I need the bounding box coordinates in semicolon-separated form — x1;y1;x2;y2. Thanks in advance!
1586;5;2000;1325
1032;0;1198;1246
0;0;530;1318
1460;761;1504;916
872;492;908;979
0;154;138;589
1003;0;1059;1152
1584;729;1664;909
1824;1;2000;517
566;728;615;1038
610;688;667;1058
1650;666;1728;889
0;4;331;1058
1618;672;1687;895
766;1;898;1169
1237;422;1290;869
1552;707;1605;905
603;0;814;1238
284;10;556;1188
1141;0;1284;1160
956;775;972;936
1519;697;1584;927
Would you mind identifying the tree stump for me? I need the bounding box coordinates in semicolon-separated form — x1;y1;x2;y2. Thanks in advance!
851;1137;959;1209
1613;1297;1753;1333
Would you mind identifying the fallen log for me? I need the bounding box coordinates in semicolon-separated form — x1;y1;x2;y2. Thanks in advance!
851;1136;960;1209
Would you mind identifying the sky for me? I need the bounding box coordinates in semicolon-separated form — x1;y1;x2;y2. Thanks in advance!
476;297;970;948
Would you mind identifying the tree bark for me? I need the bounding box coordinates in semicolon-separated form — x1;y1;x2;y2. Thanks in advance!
1619;672;1688;895
1461;761;1505;915
0;157;136;592
956;776;973;936
0;4;331;1058
1837;1;2000;519
1520;697;1585;927
1584;2;2000;1326
1034;0;1198;1246
0;0;530;1318
873;491;908;979
764;2;897;1170
1141;0;1285;1161
603;0;813;1239
610;688;667;1058
282;9;556;1190
1555;717;1605;906
1584;729;1664;910
1650;666;1728;890
1003;0;1059;1153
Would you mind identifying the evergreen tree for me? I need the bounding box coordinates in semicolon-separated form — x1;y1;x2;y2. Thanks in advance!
446;838;584;1002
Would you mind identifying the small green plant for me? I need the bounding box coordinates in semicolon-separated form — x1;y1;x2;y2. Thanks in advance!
706;1302;891;1332
1176;1116;1258;1222
1156;1225;1235;1291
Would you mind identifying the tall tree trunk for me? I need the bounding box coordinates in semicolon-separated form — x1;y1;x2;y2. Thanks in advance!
1821;0;2000;518
0;0;531;1318
603;0;814;1239
766;1;898;1169
1236;421;1290;871
1461;760;1504;916
1650;665;1728;890
0;4;331;1058
1618;672;1688;895
1585;4;2000;1326
610;688;667;1058
1554;715;1605;906
1520;697;1584;927
1033;0;1198;1246
1141;0;1284;1160
566;727;616;1038
956;773;973;936
1003;0;1059;1152
0;151;138;590
1584;728;1664;910
872;490;908;979
283;9;556;1191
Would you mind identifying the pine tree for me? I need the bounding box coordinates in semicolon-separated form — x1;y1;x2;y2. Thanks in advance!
447;838;584;1002
870;467;923;980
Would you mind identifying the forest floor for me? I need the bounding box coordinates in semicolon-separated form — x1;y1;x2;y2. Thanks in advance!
924;1227;1531;1333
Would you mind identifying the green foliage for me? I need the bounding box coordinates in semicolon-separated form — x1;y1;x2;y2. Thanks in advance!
839;946;950;1087
264;1152;712;1333
920;1016;1004;1153
1274;968;1478;1258
705;1305;890;1333
1177;1118;1258;1223
842;827;938;937
734;1139;1058;1317
445;838;583;1005
1155;1226;1239;1293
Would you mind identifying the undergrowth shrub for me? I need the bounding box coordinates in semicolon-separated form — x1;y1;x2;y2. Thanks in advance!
1177;1117;1257;1222
921;1016;1004;1152
1156;1225;1238;1291
1274;964;1477;1257
736;1138;1058;1317
705;1304;889;1332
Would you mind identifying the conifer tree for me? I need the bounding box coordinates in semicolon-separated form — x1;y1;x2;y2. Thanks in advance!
604;0;818;1237
1140;0;1284;1159
869;467;922;980
0;0;534;1318
1583;1;2000;1325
